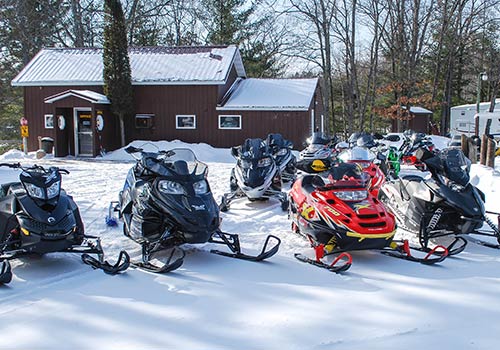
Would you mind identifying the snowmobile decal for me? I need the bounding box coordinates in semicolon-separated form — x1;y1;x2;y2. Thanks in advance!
353;202;371;212
346;230;396;242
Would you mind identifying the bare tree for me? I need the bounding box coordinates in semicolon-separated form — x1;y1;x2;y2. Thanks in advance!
285;0;337;133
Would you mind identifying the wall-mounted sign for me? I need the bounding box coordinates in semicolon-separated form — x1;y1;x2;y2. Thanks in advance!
96;114;104;132
58;115;66;130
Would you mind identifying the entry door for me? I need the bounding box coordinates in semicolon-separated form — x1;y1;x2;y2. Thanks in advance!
74;108;93;156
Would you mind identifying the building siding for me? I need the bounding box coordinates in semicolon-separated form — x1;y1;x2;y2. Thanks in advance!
22;81;321;153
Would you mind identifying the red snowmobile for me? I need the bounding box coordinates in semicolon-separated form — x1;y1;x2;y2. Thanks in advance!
288;163;448;272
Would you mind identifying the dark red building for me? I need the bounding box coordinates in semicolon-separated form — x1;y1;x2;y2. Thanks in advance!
12;46;324;157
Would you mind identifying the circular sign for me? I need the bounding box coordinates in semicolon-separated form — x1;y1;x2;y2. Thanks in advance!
20;117;28;126
58;115;66;130
96;114;104;132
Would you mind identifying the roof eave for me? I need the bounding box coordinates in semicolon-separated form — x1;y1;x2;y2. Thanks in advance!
216;106;310;112
12;80;227;87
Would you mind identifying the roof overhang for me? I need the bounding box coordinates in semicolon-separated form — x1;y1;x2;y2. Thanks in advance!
44;90;110;104
216;106;309;112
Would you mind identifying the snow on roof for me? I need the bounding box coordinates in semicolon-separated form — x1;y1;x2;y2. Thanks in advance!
217;78;318;111
409;106;432;114
451;99;500;110
12;46;246;87
44;90;110;104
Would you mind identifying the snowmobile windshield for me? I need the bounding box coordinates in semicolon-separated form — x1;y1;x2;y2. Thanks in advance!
356;134;377;148
440;149;470;186
239;139;272;168
338;147;375;167
323;163;370;188
309;132;331;145
142;149;207;177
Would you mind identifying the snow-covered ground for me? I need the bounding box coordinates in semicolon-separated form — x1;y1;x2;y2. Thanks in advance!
1;139;500;350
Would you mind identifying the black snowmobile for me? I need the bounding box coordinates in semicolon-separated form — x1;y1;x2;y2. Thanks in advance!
296;132;338;173
378;148;500;254
266;133;297;182
108;146;280;273
220;138;288;212
0;163;129;285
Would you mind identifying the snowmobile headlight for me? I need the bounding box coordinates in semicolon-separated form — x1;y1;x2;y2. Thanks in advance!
193;180;208;195
46;180;61;199
334;190;368;201
24;183;45;199
258;157;272;167
158;180;186;195
277;148;288;156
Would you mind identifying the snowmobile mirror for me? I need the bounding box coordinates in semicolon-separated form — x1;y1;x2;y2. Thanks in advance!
231;147;239;158
384;134;401;142
125;146;142;154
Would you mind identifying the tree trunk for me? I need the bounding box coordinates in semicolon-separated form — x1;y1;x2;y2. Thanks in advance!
119;115;126;147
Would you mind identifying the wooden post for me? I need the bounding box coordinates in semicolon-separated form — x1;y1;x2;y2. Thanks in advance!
480;134;488;165
468;139;477;164
461;134;469;157
486;138;496;168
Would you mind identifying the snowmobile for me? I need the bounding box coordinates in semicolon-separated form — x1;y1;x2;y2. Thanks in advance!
108;146;281;273
296;132;338;173
266;133;297;182
220;138;288;212
288;162;448;273
398;131;435;169
378;148;500;255
0;163;129;285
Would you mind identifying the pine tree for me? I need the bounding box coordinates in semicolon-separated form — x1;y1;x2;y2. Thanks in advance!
103;0;134;147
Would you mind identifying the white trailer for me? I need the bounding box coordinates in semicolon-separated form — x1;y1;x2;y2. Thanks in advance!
450;99;500;137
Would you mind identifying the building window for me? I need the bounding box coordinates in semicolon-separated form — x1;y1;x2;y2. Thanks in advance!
44;114;54;129
135;114;154;129
219;115;242;129
176;115;196;129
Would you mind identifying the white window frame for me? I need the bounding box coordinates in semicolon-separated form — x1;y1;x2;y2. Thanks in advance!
176;114;196;129
44;114;54;129
218;115;242;130
135;114;154;129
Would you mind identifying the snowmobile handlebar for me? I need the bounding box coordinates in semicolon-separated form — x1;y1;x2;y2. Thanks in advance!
1;163;70;175
0;162;21;169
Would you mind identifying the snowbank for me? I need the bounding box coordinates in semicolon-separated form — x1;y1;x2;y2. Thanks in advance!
100;140;234;163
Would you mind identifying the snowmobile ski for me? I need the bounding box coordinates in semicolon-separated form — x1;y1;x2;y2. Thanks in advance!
380;240;449;265
294;250;352;273
81;250;130;275
0;260;12;285
210;231;281;261
130;246;185;273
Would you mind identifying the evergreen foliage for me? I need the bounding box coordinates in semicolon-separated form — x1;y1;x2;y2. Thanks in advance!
103;0;134;147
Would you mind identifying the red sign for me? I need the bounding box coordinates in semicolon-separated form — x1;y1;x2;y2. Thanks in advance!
20;117;28;126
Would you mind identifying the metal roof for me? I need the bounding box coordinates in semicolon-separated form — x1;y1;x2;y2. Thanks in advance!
217;78;318;111
12;46;246;86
